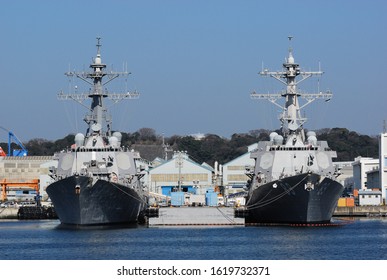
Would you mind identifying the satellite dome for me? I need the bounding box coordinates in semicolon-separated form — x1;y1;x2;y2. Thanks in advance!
109;136;119;148
112;131;122;142
269;132;278;142
94;55;102;65
74;133;85;147
273;135;284;145
306;131;316;138
307;135;317;146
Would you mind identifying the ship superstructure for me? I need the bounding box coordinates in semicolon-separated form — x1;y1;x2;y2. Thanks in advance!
46;38;147;225
245;37;344;224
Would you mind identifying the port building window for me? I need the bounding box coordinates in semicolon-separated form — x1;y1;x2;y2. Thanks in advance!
228;174;249;181
151;173;208;182
227;166;246;171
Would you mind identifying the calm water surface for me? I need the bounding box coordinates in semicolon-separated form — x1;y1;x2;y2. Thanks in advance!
0;218;386;260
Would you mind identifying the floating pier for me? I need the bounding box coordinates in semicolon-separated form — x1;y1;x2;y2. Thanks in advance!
148;206;244;226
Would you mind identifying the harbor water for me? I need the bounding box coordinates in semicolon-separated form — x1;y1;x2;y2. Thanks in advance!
1;217;387;260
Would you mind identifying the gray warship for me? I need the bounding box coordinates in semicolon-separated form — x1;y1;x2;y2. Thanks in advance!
245;37;344;224
46;38;147;225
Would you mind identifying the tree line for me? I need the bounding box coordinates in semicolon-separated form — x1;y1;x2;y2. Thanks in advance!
0;127;379;165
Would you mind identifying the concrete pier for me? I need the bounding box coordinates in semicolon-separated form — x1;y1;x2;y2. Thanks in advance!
148;206;244;226
0;208;18;219
334;206;387;217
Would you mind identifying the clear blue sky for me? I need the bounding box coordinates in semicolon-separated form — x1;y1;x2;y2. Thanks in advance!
0;0;386;142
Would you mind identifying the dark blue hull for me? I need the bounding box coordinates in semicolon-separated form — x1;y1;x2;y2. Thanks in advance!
46;176;145;225
245;173;344;224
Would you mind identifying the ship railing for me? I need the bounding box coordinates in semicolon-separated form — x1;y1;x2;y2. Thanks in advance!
72;147;123;152
71;146;140;154
269;146;318;151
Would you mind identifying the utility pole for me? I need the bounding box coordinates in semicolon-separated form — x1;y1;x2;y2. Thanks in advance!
175;151;184;192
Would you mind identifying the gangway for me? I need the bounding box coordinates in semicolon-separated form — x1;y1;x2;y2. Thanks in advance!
1;179;39;201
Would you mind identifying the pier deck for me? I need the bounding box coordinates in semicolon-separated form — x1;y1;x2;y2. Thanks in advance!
148;206;244;226
0;208;18;219
334;206;387;217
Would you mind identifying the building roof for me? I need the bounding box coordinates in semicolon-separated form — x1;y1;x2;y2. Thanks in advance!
358;190;382;195
149;152;213;173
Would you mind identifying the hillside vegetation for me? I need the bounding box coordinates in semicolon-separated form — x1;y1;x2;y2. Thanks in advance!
0;127;379;165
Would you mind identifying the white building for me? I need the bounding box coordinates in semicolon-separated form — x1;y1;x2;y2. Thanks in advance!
366;168;380;190
379;132;387;203
222;143;257;194
333;161;354;190
358;189;382;206
352;156;379;190
148;151;213;196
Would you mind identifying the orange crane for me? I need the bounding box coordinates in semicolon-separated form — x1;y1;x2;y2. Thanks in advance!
1;179;39;201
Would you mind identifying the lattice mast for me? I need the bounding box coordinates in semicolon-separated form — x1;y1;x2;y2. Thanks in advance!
58;37;139;138
251;37;332;144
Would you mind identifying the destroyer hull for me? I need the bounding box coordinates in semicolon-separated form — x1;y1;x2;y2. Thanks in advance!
46;176;145;225
245;173;344;224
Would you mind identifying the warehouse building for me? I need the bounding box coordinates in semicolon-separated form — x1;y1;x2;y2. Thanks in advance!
0;156;53;201
148;151;214;202
221;143;257;195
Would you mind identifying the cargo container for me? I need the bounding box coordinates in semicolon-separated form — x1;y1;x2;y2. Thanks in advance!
346;197;355;207
205;192;218;206
337;198;346;207
171;192;185;206
337;197;355;207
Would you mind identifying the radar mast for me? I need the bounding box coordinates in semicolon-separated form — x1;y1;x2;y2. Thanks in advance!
251;37;332;145
58;37;139;138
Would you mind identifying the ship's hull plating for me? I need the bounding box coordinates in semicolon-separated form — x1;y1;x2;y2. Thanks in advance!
46;176;145;225
245;173;344;224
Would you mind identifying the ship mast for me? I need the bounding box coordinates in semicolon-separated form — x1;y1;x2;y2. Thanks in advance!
58;37;139;138
251;37;332;145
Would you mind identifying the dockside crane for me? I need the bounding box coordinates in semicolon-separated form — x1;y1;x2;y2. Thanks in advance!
0;126;28;157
